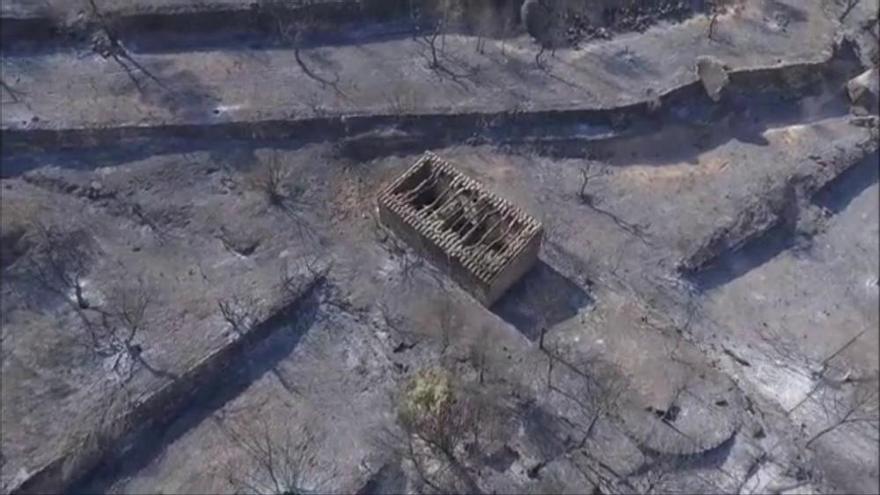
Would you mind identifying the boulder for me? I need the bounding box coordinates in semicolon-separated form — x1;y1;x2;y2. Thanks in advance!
846;67;879;114
696;55;730;102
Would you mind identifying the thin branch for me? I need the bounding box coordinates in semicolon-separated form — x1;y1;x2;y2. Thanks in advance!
839;0;861;21
1;78;24;102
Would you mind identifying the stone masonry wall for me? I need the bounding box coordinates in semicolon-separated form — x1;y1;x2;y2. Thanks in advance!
377;152;542;306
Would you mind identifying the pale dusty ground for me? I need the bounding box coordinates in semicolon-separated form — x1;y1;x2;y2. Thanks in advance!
2;0;878;493
2;1;838;130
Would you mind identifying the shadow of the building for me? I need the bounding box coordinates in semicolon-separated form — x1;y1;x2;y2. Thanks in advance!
491;259;592;341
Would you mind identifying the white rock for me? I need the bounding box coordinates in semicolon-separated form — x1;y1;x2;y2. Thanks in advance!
847;67;879;110
696;56;730;102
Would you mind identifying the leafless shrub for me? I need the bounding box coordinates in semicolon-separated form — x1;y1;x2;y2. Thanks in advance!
462;380;509;457
468;325;490;385
374;218;423;289
1;78;24;103
293;50;345;99
423;22;445;70
371;361;513;493
412;0;464;72
19;220;175;379
104;276;152;345
708;9;720;40
436;293;461;356
86;0;166;93
587;363;627;429
806;373;879;448
250;154;293;208
411;2;442;69
839;0;861;21
398;368;471;455
385;83;418;116
99;275;171;380
26;221;95;310
753;323;815;391
706;0;745;40
221;418;325;495
256;1;347;98
546;348;628;438
474;34;486;54
521;0;565;67
573;357;628;438
279;254;329;304
577;162;606;205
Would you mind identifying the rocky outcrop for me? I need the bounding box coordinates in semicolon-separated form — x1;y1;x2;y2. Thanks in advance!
696;56;730;102
847;67;879;114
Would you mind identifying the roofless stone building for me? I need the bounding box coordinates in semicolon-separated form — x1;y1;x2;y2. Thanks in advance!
378;152;543;306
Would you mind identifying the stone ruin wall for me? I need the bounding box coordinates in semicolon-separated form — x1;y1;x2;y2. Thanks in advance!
378;152;543;306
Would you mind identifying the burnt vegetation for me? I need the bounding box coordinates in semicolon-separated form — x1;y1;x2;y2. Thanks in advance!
25;221;96;310
220;418;326;495
1;0;878;494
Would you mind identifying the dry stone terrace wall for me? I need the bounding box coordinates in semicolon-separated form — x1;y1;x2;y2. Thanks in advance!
8;276;327;495
378;152;542;306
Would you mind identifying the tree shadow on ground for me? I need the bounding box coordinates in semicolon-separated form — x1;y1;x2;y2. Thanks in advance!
357;459;407;495
491;260;592;341
68;280;326;494
529;81;850;166
518;400;571;460
129;60;220;122
813;152;879;214
120;9;523;55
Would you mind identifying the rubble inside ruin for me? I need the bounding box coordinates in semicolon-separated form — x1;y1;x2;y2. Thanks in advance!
378;152;542;305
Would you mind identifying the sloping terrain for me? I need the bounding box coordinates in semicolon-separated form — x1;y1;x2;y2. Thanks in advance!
1;1;878;494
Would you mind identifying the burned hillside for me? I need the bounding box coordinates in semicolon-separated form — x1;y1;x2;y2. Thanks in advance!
1;0;878;494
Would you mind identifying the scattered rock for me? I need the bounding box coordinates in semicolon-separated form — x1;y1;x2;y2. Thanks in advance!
696;56;729;102
846;67;879;114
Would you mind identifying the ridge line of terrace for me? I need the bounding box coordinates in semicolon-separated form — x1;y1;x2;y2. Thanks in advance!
0;50;839;136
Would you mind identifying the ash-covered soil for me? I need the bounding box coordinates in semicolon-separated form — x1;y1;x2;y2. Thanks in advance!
2;1;878;494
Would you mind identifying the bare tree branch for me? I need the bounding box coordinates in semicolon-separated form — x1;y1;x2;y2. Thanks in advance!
101;275;176;381
396;368;486;494
26;220;95;310
218;291;262;336
806;375;879;448
1;78;24;103
86;0;167;93
839;0;861;21
220;417;324;494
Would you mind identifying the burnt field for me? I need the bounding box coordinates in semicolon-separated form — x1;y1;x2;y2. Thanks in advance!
1;1;878;494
